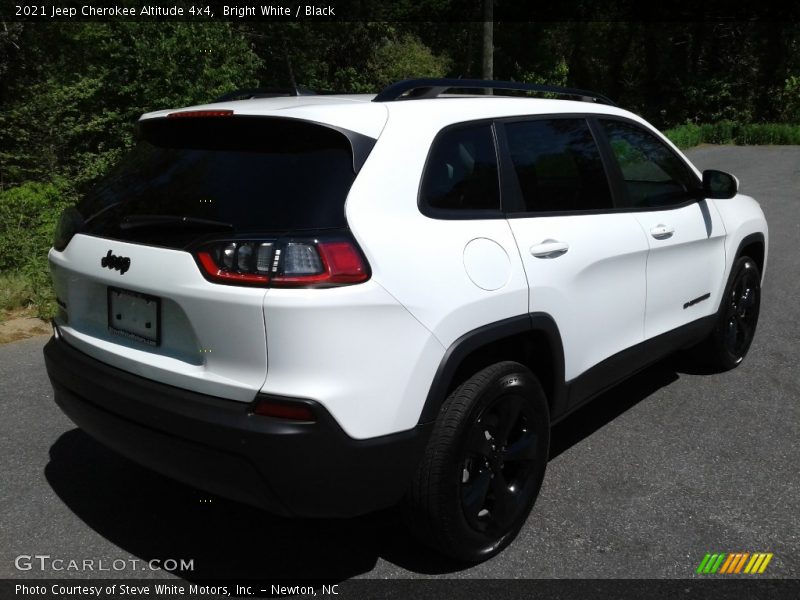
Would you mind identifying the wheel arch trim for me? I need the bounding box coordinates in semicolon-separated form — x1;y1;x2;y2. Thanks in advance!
714;231;766;314
417;313;566;424
734;231;766;275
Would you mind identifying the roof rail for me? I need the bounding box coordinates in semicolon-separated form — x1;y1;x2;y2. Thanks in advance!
372;78;616;106
213;86;317;103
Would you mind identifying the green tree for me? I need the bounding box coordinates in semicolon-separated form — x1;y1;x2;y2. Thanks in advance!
780;75;800;123
369;33;451;89
0;22;261;190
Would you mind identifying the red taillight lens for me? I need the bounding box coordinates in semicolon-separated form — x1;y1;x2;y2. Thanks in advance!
194;237;369;288
253;398;316;422
316;242;370;284
197;251;270;284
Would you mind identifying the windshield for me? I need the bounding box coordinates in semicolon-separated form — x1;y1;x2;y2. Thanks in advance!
79;116;361;248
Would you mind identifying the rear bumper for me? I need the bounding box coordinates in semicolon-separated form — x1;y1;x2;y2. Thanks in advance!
43;334;431;518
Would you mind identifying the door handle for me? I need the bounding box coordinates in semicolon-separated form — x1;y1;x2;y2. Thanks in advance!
650;224;675;240
530;239;569;259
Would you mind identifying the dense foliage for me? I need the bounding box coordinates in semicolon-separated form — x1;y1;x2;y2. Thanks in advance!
0;182;71;316
3;20;799;193
665;122;800;149
0;19;798;317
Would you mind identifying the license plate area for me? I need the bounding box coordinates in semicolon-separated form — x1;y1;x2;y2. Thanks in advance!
107;287;161;346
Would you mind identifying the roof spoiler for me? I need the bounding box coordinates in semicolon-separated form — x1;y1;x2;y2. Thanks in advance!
213;87;318;103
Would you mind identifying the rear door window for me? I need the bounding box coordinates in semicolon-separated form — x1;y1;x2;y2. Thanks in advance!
503;118;613;213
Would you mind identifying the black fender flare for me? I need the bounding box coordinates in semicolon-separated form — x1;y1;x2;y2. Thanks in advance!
712;232;766;313
417;313;566;424
733;232;765;269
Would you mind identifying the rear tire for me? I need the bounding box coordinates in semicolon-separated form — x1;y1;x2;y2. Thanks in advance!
407;361;550;562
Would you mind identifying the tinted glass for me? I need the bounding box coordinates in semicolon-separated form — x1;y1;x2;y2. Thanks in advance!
79;117;358;248
505;118;612;213
420;124;500;212
600;120;699;208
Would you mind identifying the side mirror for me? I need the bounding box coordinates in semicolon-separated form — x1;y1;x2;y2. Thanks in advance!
702;169;739;199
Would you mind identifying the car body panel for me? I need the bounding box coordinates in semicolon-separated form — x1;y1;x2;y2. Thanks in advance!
507;213;649;380
633;199;728;339
50;234;269;401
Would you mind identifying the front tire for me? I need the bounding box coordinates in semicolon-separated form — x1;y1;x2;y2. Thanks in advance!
693;256;761;371
407;361;550;562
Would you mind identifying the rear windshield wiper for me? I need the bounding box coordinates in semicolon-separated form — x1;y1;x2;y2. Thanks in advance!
120;215;234;231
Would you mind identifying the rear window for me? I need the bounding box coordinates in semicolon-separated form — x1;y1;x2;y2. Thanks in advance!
79;117;361;247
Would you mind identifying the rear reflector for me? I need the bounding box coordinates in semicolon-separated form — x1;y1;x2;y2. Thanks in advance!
253;399;316;422
167;110;233;118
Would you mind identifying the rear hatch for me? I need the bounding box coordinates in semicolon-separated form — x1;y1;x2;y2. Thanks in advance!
50;115;369;401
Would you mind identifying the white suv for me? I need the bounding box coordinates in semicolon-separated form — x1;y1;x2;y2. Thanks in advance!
44;79;768;562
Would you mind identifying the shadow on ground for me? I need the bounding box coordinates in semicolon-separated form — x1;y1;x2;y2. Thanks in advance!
45;357;683;582
550;358;681;459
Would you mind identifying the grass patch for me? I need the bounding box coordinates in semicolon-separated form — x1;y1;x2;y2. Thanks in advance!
665;122;800;149
0;181;70;321
0;272;39;321
0;270;57;322
0;267;58;325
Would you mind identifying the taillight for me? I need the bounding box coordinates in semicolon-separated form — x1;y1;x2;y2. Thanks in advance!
194;237;369;288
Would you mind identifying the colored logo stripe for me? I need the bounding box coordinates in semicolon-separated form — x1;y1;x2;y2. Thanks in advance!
719;553;736;573
697;552;773;574
721;553;748;574
745;553;774;574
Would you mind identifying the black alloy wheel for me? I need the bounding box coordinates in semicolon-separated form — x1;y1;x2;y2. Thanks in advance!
407;361;550;562
691;255;762;371
460;391;541;536
722;258;761;362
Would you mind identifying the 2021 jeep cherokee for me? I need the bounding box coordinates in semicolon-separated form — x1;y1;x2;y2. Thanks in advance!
44;79;767;562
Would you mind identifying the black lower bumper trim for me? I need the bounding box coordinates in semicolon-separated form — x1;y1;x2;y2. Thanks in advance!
43;336;431;518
